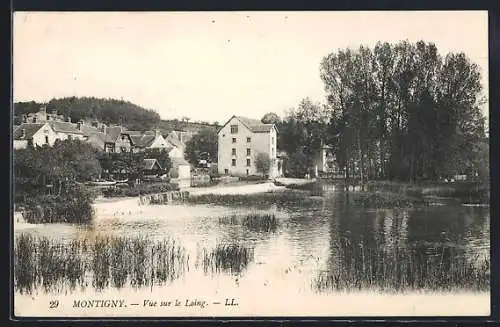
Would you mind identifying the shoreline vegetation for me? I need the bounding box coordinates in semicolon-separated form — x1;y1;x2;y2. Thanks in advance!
15;177;489;225
14;231;489;295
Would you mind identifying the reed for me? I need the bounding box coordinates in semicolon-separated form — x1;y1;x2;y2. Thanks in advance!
187;191;323;208
13;233;189;294
202;243;254;275
312;236;490;293
218;213;279;233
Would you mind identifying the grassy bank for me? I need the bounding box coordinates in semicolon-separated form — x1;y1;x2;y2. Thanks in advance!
366;180;489;204
101;182;180;198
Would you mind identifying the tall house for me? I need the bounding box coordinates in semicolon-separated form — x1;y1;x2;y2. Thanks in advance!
217;115;280;178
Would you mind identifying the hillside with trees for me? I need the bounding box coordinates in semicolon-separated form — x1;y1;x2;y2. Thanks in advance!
14;97;161;130
14;97;218;134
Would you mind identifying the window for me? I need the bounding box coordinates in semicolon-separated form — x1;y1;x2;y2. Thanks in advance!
230;125;238;134
246;169;249;175
224;168;229;175
247;137;251;143
232;137;236;143
271;147;275;157
68;135;72;140
246;148;251;156
232;148;236;155
246;159;251;167
45;136;49;144
122;135;125;141
232;159;236;166
121;146;127;152
271;136;275;144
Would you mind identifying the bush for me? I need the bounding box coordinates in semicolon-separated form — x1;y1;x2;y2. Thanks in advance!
102;182;180;198
238;175;267;182
23;185;95;224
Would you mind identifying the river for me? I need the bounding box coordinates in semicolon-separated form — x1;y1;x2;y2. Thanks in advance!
13;189;490;317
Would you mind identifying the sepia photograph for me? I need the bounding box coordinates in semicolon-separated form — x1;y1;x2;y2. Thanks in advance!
12;11;490;318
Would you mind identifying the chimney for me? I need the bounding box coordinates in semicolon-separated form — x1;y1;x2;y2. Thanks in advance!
100;124;107;134
39;106;46;113
155;129;161;138
77;120;84;131
66;116;72;123
21;128;26;139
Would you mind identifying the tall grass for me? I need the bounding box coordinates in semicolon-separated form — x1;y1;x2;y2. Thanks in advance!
187;191;323;208
13;233;189;294
218;213;279;233
313;235;490;293
202;243;254;275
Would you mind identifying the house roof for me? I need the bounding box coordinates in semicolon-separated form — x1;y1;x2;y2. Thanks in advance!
126;130;165;148
106;126;125;142
79;124;101;137
87;131;115;144
50;121;84;134
13;123;47;140
143;158;162;170
220;115;276;134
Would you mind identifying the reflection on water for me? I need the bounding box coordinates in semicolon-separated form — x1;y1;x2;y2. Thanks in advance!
14;192;490;295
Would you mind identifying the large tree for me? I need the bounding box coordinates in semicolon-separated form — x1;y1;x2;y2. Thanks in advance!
14;139;102;199
184;128;218;166
319;40;486;184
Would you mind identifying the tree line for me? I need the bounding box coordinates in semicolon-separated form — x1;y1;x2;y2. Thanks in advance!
14;139;174;202
14;97;161;130
265;40;488;185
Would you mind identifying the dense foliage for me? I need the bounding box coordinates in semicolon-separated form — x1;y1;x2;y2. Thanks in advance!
184;128;218;166
14;139;101;223
272;40;487;185
319;40;487;183
14;139;102;199
255;152;271;177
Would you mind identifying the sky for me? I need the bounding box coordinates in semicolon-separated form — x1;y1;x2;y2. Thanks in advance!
13;11;489;124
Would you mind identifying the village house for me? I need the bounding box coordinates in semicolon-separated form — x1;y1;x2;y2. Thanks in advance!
126;130;171;152
217;115;282;178
312;144;340;177
12;120;89;149
21;106;67;124
143;158;164;176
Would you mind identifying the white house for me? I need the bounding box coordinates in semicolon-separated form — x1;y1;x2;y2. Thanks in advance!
217;115;281;178
13;122;85;149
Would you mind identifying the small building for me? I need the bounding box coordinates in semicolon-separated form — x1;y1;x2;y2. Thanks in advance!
13;123;54;149
128;130;171;152
217;115;280;178
143;158;163;176
170;156;191;188
22;106;66;124
312;144;339;177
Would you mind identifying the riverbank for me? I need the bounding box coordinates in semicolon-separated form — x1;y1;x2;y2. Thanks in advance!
366;180;490;205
